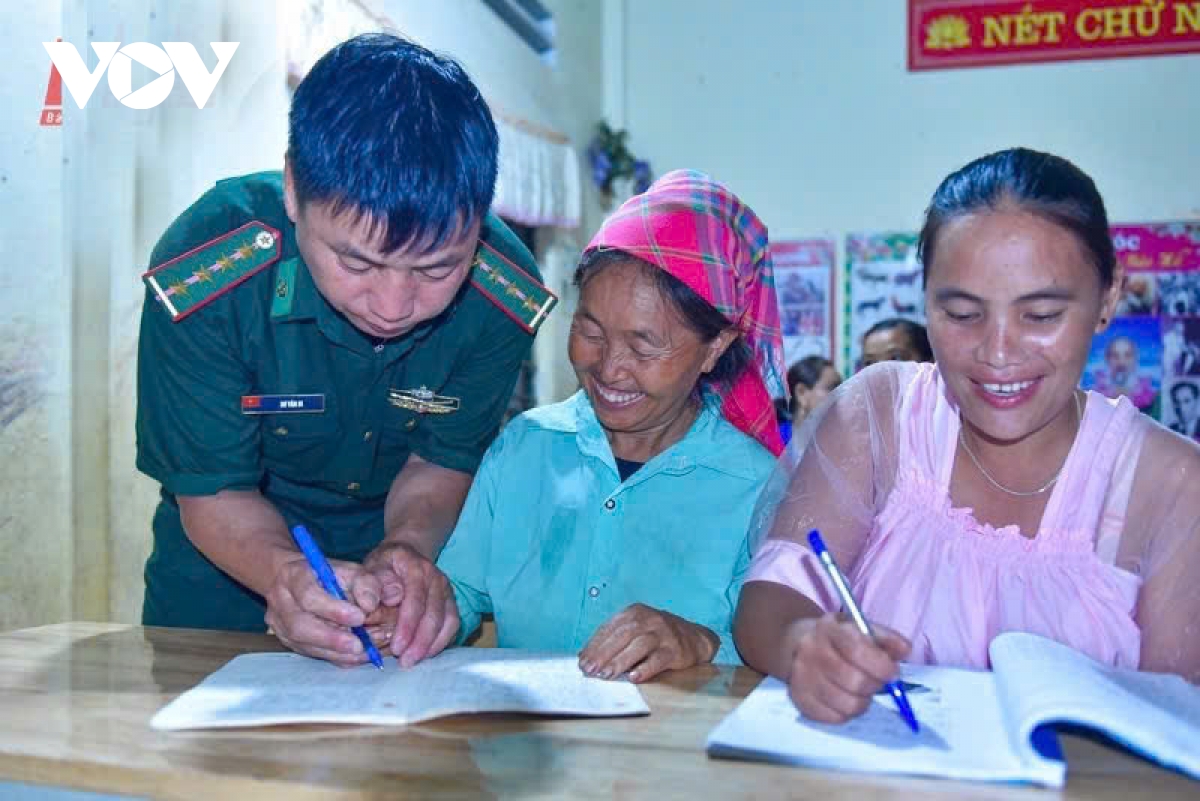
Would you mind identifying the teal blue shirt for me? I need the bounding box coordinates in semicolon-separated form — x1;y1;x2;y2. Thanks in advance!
436;390;776;664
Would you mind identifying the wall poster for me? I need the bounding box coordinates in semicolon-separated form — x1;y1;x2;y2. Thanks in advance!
843;232;923;371
1082;222;1200;438
772;239;836;366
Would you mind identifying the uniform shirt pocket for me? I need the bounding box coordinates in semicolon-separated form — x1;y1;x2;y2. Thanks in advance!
260;409;342;477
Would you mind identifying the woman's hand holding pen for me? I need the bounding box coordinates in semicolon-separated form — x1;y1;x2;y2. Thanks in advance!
782;613;911;725
264;557;386;667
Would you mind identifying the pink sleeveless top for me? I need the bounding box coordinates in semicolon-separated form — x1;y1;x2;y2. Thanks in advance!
748;365;1146;670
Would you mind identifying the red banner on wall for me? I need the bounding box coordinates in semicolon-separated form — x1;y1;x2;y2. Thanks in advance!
909;0;1200;70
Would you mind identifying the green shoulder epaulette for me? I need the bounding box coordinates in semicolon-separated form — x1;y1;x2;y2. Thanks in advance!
142;221;282;322
470;239;557;334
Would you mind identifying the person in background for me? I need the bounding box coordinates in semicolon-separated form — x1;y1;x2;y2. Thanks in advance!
734;147;1200;730
860;317;933;367
135;34;554;668
406;170;783;682
787;355;842;427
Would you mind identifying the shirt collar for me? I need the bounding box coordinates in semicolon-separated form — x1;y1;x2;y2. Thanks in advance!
571;390;764;481
272;256;438;358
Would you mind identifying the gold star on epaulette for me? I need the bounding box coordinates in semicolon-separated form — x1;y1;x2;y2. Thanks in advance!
237;245;254;259
193;267;213;282
169;281;189;298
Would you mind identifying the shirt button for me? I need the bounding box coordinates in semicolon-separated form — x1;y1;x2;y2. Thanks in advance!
363;430;373;441
347;482;360;491
603;499;616;510
273;426;288;436
588;586;600;598
404;419;417;431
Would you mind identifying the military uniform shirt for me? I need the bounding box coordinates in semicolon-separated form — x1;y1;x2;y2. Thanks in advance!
136;171;543;631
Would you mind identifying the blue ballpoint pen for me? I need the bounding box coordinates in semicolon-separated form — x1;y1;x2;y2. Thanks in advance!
807;529;919;734
290;524;385;669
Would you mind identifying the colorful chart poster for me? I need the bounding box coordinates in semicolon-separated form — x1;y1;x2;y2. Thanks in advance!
1095;222;1200;430
772;239;836;364
844;232;922;371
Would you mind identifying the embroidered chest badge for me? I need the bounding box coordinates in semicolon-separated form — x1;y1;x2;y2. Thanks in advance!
388;386;460;414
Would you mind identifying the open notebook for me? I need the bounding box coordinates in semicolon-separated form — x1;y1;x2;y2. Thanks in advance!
706;632;1200;788
151;647;649;730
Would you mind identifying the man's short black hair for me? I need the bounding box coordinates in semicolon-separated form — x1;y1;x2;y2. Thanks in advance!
288;33;498;254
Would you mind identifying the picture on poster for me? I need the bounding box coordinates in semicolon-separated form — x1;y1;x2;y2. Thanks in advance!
844;232;922;371
1115;273;1157;316
1106;222;1200;423
1163;318;1200;377
771;239;835;365
1081;317;1163;417
1164;378;1200;441
1156;272;1200;317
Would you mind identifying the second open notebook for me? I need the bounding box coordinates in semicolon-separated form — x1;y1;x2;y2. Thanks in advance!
706;632;1200;788
151;647;649;730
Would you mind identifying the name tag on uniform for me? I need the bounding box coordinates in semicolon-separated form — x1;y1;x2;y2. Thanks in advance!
241;394;326;414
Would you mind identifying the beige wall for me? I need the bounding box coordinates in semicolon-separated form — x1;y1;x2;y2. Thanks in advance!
0;0;70;632
619;0;1200;232
0;0;604;630
613;0;1200;372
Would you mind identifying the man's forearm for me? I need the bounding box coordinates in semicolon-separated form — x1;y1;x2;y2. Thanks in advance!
381;454;474;559
178;489;301;596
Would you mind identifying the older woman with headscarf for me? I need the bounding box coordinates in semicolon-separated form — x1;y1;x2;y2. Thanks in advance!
396;170;786;681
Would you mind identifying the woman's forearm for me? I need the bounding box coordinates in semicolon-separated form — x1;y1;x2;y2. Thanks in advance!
733;580;825;678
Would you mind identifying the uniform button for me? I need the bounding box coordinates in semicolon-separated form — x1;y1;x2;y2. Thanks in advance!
347;482;360;491
363;430;373;441
273;426;288;436
588;586;600;598
603;499;616;510
404;419;417;431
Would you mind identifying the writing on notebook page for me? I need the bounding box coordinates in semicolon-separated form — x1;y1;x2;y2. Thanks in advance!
810;690;950;751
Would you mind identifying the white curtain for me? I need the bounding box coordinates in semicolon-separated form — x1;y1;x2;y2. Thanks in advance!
493;114;582;229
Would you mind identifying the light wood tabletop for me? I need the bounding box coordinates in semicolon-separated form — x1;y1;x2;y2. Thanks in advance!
0;622;1194;799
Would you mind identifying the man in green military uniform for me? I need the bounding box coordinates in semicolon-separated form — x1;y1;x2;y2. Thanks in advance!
136;34;555;667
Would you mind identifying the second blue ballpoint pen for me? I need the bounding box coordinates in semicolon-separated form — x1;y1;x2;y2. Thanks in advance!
807;529;919;733
290;524;385;669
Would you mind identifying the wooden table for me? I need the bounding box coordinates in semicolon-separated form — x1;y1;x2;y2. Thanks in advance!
0;623;1194;800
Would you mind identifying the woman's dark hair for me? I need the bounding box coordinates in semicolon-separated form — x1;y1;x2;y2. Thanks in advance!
573;249;752;387
787;355;835;392
862;318;934;362
917;147;1116;288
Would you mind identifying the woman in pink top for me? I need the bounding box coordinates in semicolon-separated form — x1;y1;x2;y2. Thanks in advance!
733;148;1200;727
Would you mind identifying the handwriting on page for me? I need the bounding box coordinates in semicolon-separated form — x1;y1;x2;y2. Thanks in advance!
814;691;950;751
754;680;951;750
150;649;649;730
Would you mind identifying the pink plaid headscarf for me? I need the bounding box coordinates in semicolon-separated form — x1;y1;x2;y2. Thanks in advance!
584;170;787;456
